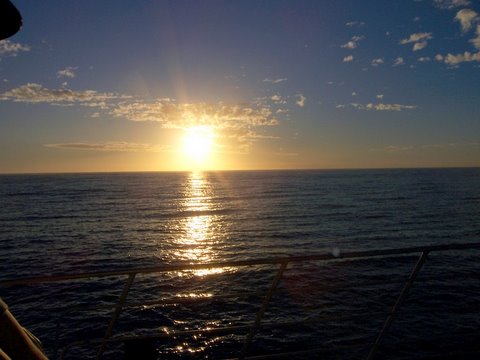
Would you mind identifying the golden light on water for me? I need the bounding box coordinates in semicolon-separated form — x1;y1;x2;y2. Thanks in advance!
175;171;229;277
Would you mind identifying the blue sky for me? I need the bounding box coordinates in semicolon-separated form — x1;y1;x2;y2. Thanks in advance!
1;0;479;172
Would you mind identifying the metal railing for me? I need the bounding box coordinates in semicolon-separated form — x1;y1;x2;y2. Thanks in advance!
1;242;479;360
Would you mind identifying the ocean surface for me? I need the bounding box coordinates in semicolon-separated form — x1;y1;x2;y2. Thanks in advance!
1;169;479;359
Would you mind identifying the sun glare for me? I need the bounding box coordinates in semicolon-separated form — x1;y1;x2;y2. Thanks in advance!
182;126;215;165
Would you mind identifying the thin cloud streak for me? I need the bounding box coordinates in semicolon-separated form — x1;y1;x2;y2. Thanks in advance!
351;103;417;111
433;0;471;9
262;78;287;84
45;142;172;152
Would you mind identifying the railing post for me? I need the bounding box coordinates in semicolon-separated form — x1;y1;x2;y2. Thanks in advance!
238;261;288;360
97;273;136;359
53;317;61;360
366;251;429;360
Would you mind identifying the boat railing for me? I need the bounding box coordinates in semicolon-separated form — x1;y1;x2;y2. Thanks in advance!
1;242;479;360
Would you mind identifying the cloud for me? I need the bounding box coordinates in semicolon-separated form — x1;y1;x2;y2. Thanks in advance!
110;100;278;128
341;35;365;49
343;55;354;62
422;143;457;149
111;99;279;152
400;32;433;51
399;32;433;44
455;9;479;33
418;56;431;62
393;57;405;66
341;41;357;49
470;25;480;49
270;94;287;104
345;21;365;27
433;0;471;9
384;145;414;152
2;83;281;153
0;40;30;58
0;83;126;108
376;94;384;99
57;67;78;79
352;92;357;96
295;94;306;107
351;102;417;111
371;58;384;66
435;50;480;65
45;142;171;152
262;78;287;84
413;41;429;51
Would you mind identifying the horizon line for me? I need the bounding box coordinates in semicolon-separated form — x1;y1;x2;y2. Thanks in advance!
1;165;479;176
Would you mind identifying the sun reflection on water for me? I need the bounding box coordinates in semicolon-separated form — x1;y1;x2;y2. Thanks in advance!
174;171;230;277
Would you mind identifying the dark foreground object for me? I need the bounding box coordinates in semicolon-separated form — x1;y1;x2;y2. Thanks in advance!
0;0;22;40
123;338;157;360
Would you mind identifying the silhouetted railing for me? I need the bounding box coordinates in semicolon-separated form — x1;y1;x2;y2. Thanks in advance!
1;242;479;360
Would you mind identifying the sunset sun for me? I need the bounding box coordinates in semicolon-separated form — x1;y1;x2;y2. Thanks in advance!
182;126;215;165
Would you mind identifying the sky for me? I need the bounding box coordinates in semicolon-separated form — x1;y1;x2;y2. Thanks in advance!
0;0;479;173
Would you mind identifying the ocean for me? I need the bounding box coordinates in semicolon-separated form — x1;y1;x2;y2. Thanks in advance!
1;168;479;359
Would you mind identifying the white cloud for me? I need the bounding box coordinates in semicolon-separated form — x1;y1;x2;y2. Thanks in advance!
433;0;471;9
295;94;306;107
399;32;433;51
112;99;278;152
413;41;428;51
393;57;405;66
351;102;416;111
384;145;414;152
371;58;384;66
262;78;287;84
376;94;384;99
0;83;126;107
110;100;278;129
418;56;431;62
343;55;354;62
1;84;279;133
422;143;457;149
57;67;77;79
45;142;171;152
341;41;357;49
436;50;480;65
455;9;479;33
345;21;365;27
413;16;421;22
341;35;365;49
352;92;357;96
470;25;480;49
270;94;287;104
0;40;30;57
2;83;282;154
399;32;433;44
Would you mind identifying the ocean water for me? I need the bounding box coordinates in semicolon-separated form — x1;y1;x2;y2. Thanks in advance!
1;169;479;359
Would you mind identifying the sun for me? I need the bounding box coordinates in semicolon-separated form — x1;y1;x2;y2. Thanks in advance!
182;126;215;165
